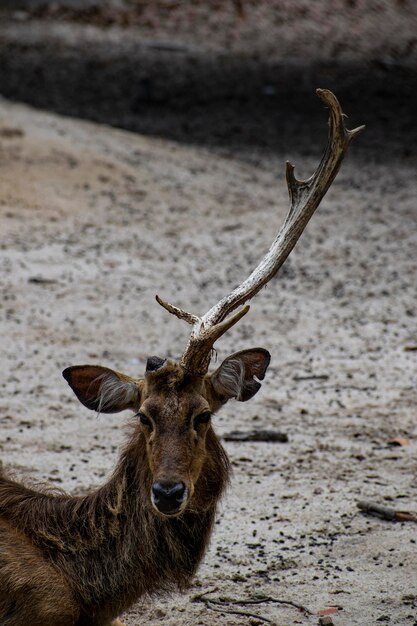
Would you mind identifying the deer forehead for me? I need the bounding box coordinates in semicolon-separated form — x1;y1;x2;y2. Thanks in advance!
141;363;208;424
141;395;208;429
143;360;204;396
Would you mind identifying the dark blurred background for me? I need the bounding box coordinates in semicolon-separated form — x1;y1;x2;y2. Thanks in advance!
0;0;416;163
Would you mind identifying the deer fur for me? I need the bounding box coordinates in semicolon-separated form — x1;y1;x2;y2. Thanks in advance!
0;351;270;626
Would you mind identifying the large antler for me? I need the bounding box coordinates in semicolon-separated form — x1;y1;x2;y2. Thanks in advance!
157;89;364;375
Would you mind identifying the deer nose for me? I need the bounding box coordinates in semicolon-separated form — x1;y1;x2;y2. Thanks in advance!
151;481;186;515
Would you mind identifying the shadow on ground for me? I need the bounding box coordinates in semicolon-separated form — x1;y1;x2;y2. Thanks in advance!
0;19;416;163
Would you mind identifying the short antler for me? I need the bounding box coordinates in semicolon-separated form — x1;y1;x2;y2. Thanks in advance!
157;89;364;375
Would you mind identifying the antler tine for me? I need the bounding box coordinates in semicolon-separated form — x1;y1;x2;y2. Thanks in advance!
179;305;250;374
157;89;364;375
155;297;250;373
155;295;200;326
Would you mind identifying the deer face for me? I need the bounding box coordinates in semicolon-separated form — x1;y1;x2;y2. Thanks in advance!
63;349;270;517
137;361;212;516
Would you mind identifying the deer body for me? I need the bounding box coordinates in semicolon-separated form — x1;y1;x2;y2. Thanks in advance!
0;363;232;625
0;91;363;625
0;459;221;625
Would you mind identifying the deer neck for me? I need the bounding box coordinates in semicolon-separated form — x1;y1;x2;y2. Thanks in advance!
61;425;229;613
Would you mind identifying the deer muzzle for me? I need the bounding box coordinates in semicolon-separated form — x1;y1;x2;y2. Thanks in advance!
151;480;187;516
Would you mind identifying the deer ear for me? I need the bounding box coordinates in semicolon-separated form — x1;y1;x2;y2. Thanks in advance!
206;348;270;409
63;365;141;413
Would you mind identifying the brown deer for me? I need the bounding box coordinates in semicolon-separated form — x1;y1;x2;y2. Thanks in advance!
0;90;363;626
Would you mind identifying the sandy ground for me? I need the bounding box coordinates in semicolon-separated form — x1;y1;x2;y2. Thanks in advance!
1;2;417;625
0;90;416;626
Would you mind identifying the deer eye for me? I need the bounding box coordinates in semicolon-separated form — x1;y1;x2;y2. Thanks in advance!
138;413;152;427
193;411;211;428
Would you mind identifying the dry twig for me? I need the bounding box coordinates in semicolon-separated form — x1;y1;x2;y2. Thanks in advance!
357;500;417;522
206;601;275;624
192;590;312;624
293;374;329;381
222;430;288;443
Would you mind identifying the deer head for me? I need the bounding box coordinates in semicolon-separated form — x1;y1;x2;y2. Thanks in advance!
63;89;363;517
63;349;270;516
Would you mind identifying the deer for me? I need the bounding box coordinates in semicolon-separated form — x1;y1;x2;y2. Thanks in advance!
0;90;363;626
